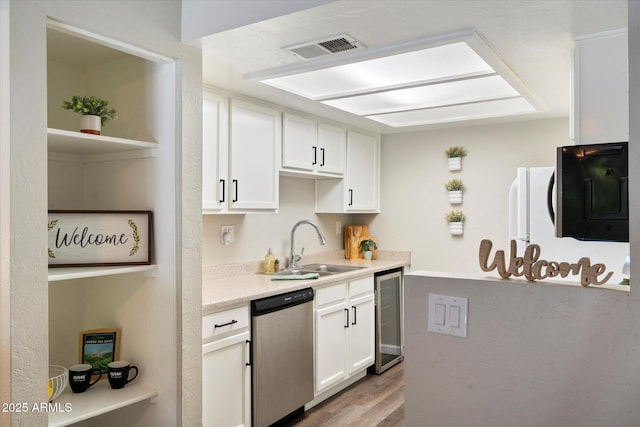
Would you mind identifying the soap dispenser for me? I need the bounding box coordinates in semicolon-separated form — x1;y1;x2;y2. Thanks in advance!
264;248;275;274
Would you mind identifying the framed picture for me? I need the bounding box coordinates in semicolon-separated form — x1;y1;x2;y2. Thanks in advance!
79;328;121;374
48;210;153;267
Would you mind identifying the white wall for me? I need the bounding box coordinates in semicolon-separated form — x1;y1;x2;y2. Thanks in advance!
203;176;351;267
370;118;570;273
0;1;10;423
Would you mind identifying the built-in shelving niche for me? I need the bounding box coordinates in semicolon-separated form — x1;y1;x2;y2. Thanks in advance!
46;21;177;426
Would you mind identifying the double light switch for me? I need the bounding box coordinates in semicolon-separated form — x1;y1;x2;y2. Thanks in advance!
428;293;468;337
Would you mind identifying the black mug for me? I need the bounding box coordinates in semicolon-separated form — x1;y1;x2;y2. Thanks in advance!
107;361;139;389
68;364;102;393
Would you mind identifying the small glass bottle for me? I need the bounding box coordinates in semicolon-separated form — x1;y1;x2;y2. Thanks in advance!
264;248;275;274
274;259;280;273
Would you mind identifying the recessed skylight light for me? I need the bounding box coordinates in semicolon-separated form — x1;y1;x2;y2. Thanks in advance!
262;41;494;100
249;29;540;127
321;75;519;116
365;97;537;127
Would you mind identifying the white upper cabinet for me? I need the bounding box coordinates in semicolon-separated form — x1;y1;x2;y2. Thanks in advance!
203;92;379;214
345;131;379;211
203;94;280;213
572;29;628;144
315;130;380;213
229;99;280;211
318;122;347;175
282;113;346;177
202;92;229;213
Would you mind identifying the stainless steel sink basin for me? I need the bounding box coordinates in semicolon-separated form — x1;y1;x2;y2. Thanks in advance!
300;264;367;274
270;264;366;278
271;269;334;277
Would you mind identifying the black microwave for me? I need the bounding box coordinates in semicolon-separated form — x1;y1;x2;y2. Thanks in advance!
556;142;628;242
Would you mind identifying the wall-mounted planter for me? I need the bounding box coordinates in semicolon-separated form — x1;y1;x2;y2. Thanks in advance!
448;190;463;204
445;210;465;236
445;179;464;204
445;146;467;171
449;221;464;235
448;157;462;171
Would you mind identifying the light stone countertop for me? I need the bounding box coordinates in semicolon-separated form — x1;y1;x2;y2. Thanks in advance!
202;250;411;313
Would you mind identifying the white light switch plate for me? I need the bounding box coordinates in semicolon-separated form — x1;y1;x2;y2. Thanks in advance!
428;293;468;338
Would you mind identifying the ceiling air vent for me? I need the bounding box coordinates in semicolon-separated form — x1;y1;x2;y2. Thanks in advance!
286;35;363;60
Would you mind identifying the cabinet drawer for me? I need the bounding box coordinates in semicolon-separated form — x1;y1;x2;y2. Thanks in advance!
349;276;373;298
203;305;249;341
315;282;347;306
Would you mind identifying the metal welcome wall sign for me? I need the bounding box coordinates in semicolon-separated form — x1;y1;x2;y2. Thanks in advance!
48;210;153;267
478;239;612;287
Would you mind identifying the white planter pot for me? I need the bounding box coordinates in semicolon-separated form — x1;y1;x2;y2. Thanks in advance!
363;251;373;260
448;157;462;171
80;115;101;135
449;221;464;235
448;190;463;204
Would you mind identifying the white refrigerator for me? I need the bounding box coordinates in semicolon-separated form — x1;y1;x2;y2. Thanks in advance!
509;167;629;284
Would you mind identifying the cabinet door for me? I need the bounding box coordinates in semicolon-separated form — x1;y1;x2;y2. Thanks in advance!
318;123;346;175
229;99;280;210
203;331;251;427
282;113;316;171
315;302;349;394
348;292;375;374
574;30;628;144
345;131;379;211
202;92;229;212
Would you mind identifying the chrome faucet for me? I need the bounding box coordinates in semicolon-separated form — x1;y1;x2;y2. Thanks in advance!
289;220;327;269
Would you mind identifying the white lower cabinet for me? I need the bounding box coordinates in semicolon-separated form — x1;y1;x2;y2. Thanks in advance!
202;305;251;427
314;276;375;395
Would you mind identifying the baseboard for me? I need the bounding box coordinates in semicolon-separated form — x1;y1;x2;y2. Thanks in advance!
305;369;368;410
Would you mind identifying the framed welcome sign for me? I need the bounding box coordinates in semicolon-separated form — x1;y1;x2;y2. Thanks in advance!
48;210;153;267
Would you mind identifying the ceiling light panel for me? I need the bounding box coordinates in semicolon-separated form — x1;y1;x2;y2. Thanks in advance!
252;29;541;128
366;97;537;127
262;42;494;100
321;75;519;116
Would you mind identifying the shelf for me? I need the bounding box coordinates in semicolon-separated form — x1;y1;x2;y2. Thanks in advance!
47;128;157;156
48;380;157;427
48;265;156;282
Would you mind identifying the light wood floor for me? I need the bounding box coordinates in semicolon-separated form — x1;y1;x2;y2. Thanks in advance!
284;363;404;427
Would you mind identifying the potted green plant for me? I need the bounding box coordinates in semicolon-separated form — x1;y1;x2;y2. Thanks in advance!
445;210;466;235
445;178;465;204
359;238;378;260
445;146;467;171
61;95;118;135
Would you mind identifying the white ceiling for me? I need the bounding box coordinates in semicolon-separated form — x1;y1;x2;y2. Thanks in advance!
198;0;627;134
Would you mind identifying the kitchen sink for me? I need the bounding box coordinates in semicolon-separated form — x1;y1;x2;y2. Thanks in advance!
271;269;334;277
270;264;366;278
300;264;368;274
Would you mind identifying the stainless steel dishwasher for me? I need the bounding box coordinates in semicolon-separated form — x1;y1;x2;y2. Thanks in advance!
251;287;314;427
